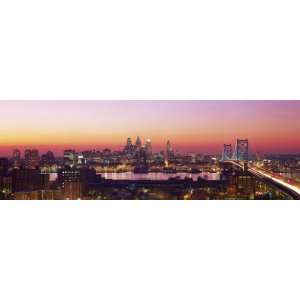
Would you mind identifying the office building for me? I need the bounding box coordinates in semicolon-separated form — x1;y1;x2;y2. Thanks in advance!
24;149;40;169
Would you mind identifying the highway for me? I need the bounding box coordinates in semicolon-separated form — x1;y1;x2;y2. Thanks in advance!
249;167;300;199
224;160;300;199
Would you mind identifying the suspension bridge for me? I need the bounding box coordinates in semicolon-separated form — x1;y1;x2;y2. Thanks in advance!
221;139;300;200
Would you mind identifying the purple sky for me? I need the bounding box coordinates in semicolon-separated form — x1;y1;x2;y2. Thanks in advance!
0;100;299;155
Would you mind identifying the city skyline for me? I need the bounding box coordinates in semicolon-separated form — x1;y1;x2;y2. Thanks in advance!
1;100;300;155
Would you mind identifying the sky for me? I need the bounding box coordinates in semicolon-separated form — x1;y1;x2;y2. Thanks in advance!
0;100;299;156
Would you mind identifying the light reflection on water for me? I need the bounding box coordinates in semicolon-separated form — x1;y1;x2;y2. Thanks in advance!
100;172;220;181
49;173;58;181
48;172;220;181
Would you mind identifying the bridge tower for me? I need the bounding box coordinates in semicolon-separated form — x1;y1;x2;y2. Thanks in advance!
234;139;249;161
221;144;233;161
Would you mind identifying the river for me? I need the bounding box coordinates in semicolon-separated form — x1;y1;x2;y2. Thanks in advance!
100;172;220;181
49;171;220;182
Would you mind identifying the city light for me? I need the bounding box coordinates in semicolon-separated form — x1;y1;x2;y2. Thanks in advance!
0;101;299;200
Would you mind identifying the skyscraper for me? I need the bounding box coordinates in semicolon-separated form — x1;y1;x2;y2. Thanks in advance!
134;146;149;173
124;137;133;153
166;140;174;160
126;137;132;148
24;149;40;169
12;149;21;168
63;149;76;166
145;138;152;157
41;151;56;166
136;136;142;149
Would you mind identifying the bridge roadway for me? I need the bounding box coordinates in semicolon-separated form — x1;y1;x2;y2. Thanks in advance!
224;160;300;200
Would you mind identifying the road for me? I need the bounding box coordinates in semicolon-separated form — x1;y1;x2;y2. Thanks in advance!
225;160;300;199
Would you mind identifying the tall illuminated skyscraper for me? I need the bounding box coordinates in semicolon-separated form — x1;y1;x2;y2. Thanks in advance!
126;137;132;148
166;140;174;159
136;136;142;149
124;137;134;153
145;138;152;156
134;146;149;173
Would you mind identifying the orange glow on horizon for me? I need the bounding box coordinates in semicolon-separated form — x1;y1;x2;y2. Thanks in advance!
0;100;300;155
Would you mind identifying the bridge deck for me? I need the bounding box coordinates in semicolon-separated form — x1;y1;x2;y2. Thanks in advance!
223;160;300;200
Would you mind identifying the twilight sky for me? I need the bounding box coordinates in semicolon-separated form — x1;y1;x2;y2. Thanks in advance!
0;100;299;156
